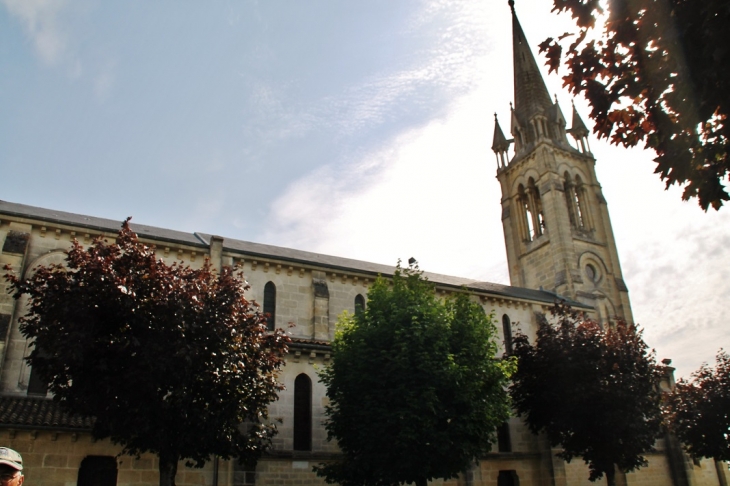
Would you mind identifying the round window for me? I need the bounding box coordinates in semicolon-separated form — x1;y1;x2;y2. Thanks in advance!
585;264;597;282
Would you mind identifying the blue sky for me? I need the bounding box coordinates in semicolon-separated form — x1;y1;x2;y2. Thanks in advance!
2;0;728;379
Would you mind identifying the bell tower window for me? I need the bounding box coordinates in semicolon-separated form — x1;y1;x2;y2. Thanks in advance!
517;180;545;242
573;175;586;228
527;178;544;238
517;184;531;242
564;173;592;231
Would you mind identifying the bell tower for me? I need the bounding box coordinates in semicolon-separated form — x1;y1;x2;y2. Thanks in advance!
492;2;633;322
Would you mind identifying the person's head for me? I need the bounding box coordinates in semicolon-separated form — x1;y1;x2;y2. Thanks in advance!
0;448;23;486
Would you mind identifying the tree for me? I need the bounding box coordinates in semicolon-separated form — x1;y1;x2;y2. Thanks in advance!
540;0;730;210
664;350;730;462
4;219;289;486
315;262;513;486
509;302;663;486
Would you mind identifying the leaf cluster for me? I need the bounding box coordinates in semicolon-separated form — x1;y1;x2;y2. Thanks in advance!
542;0;730;209
664;350;730;462
316;263;513;486
4;219;289;469
509;302;663;482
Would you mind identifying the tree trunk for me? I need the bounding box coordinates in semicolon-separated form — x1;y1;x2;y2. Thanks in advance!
159;450;179;486
415;478;428;486
715;459;729;486
605;467;616;486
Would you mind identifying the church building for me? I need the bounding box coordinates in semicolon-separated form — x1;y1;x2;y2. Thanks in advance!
0;4;727;486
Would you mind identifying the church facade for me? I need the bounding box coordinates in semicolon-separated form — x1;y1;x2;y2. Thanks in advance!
0;5;727;486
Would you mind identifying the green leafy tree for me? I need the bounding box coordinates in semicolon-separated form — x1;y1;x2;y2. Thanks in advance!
4;219;289;486
664;350;730;462
510;302;662;486
540;0;730;210
316;262;513;486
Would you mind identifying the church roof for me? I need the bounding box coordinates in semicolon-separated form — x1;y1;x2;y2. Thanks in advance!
0;396;94;431
0;199;586;308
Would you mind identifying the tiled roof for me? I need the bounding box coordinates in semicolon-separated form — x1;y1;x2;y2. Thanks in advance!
0;199;588;308
0;200;205;249
290;337;331;348
0;396;94;430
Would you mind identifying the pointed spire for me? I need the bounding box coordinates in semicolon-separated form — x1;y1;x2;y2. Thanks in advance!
511;5;553;127
570;102;589;138
550;96;566;128
492;114;510;153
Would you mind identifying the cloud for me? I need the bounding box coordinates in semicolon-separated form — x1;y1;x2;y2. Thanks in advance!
262;81;730;380
241;0;491;149
623;214;730;376
3;0;117;101
261;83;508;283
592;143;730;378
2;0;68;65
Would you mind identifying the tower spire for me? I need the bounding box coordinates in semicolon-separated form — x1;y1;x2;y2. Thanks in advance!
511;6;553;128
494;2;633;323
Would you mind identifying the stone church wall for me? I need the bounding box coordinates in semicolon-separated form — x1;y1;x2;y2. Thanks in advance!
0;429;216;486
2;205;728;486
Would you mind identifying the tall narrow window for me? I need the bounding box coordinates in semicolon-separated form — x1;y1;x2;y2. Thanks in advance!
565;172;591;230
497;422;512;452
27;346;49;396
517;184;532;242
502;314;513;355
527;178;544;237
354;294;365;317
573;175;586;228
77;456;118;486
293;374;312;451
564;172;578;227
263;282;276;331
574;175;593;230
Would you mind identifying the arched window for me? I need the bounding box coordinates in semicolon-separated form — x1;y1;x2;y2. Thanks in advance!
263;282;276;331
354;294;365;317
517;179;546;242
517;184;532;242
77;456;118;486
564;173;592;230
564;172;578;227
574;175;594;230
293;374;312;451
502;314;513;355
527;178;544;238
573;175;586;228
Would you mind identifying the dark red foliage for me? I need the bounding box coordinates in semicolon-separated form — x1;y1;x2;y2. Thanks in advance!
4;219;289;486
664;351;730;462
543;0;730;210
510;302;663;484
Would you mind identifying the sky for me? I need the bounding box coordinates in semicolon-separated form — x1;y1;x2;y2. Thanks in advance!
1;0;728;380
